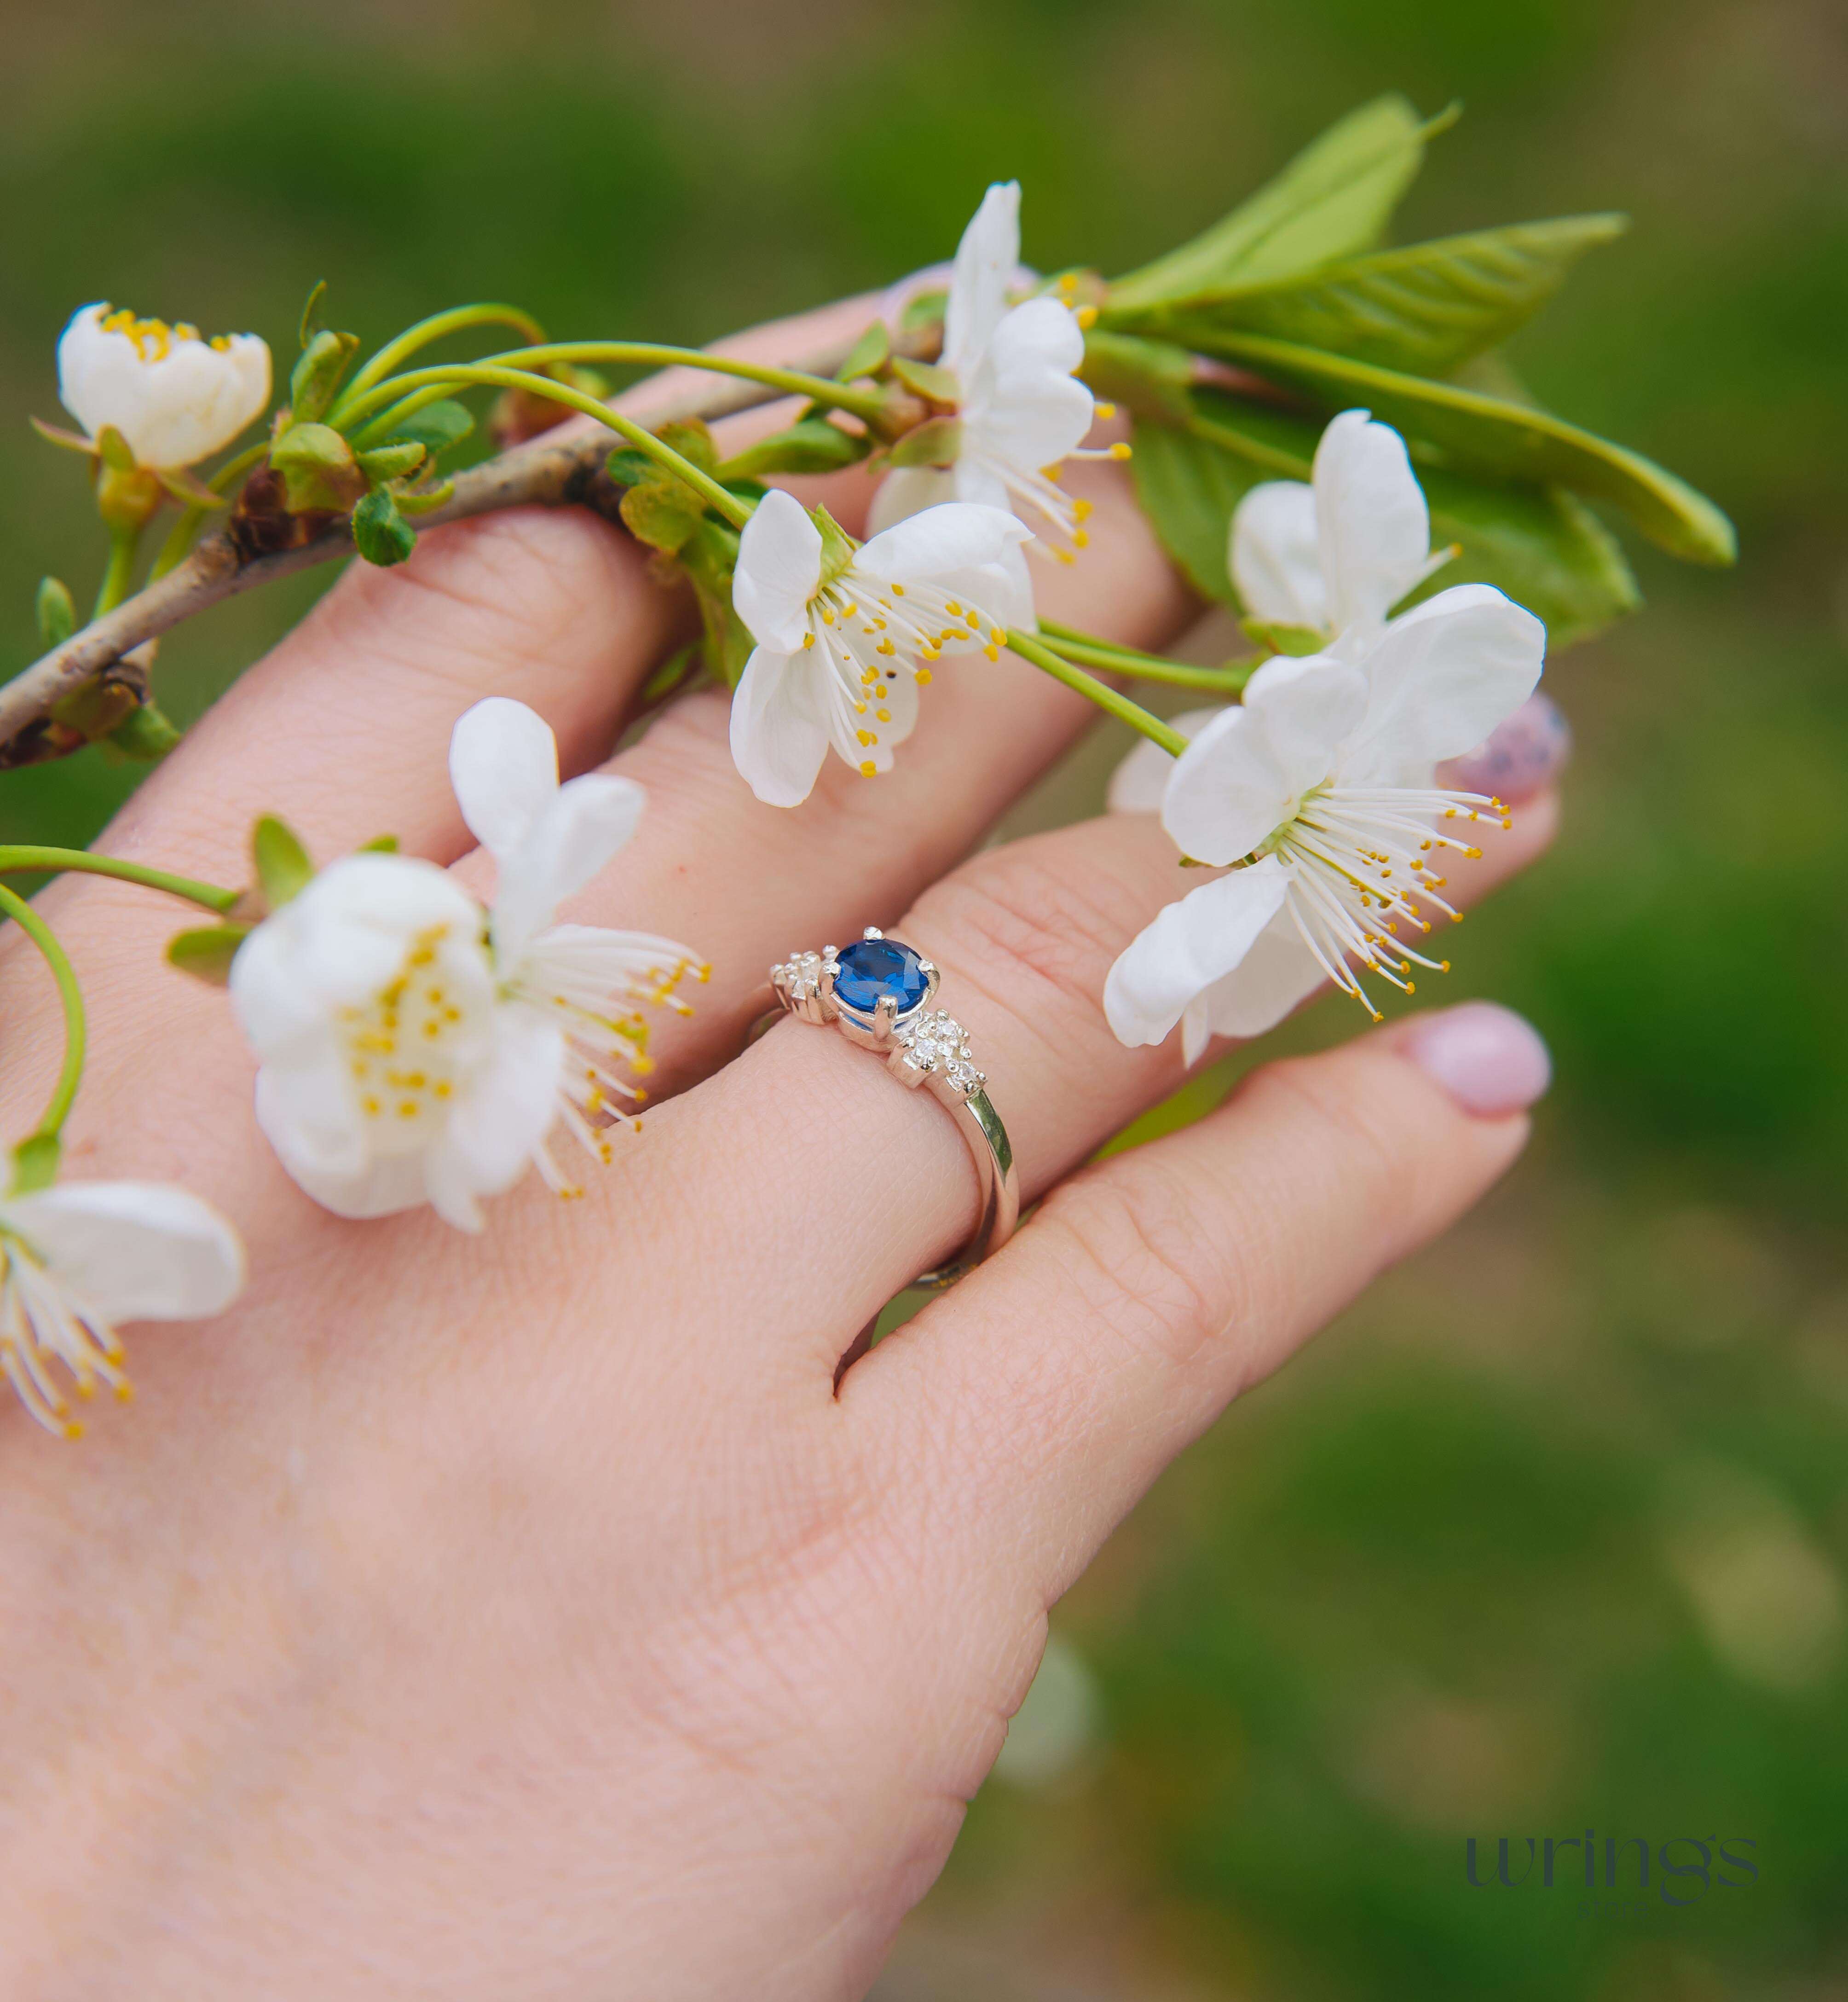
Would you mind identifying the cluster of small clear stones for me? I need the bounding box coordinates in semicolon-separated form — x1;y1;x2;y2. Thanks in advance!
897;1009;984;1094
775;949;831;1002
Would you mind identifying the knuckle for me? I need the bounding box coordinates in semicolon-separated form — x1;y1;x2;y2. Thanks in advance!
917;845;1152;1047
1033;1157;1238;1376
1231;1050;1425;1235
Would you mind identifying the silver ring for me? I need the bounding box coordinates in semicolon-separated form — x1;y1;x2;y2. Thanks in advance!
758;927;1018;1288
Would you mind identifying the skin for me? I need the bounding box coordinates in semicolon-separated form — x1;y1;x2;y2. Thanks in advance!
0;296;1556;1998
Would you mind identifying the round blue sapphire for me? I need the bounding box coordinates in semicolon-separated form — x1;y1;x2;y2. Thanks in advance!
832;936;929;1016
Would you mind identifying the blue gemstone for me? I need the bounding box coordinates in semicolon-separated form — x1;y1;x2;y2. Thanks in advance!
832;937;929;1016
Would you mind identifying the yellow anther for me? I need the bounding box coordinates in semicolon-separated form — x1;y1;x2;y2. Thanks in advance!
1109;441;1132;460
860;760;878;777
1073;497;1093;522
915;667;932;685
803;632;815;649
1093;402;1116;420
1075;305;1098;329
857;729;876;746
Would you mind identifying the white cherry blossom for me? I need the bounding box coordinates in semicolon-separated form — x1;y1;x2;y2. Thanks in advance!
1106;596;1544;1058
728;487;1031;807
58;303;271;469
232;699;705;1229
868;183;1102;586
0;1180;244;1437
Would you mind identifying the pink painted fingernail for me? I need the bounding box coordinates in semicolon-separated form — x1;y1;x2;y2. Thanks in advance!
1436;691;1571;803
1403;1002;1552;1117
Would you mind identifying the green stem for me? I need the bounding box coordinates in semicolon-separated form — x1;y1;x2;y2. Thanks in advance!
1036;619;1253;694
1005;630;1190;756
474;342;888;422
150;440;271;581
332;303;550;421
92;527;142;621
0;883;87;1147
0;847;239;915
329;364;753;527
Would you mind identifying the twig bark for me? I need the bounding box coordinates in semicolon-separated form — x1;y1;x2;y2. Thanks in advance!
0;319;930;764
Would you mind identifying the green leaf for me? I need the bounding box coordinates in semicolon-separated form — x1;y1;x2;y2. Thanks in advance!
252;814;313;908
619;476;704;557
354;440;427;484
270;422;366;513
289;329;359;424
298;278;329;350
396;480;454;517
836;320;891;382
104;701;183;762
604;448;657;488
1133;389;1644;648
165;924;252;987
352;486;417;566
1079;330;1196;425
1105;95;1449;316
717;416;869;480
1184;332;1735;565
656;418;719;475
677;518;752;686
381;399;474;457
1143;215;1629;375
35;577;75;648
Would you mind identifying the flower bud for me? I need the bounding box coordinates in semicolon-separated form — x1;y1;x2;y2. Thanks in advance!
267;422;367;514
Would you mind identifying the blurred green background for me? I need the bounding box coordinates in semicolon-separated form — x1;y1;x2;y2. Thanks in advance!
3;0;1844;1993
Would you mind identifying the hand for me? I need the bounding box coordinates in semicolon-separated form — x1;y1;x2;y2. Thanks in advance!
0;295;1559;1999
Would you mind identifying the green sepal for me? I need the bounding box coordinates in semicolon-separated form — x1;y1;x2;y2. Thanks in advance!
381;399;474;458
358;833;399;853
50;676;139;742
354;440;427;484
717;416;869;480
289;329;361;425
1242;619;1327;656
165;924;252;987
156;464;226;510
900;289;947;334
269;422;367;513
298;278;329;350
1079;330;1195;425
890;356;959;406
252;814;313;909
95;424;137;473
836;321;891;382
104;702;183;763
29;417;98;457
619;476;704;557
352;486;417;566
885;416;962;470
9;1133;61;1197
677;519;753;687
395;480;454;517
814;505;856;590
36;577;76;648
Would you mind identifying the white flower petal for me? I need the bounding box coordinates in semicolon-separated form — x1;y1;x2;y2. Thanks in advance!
729;646;829;807
733;489;823;653
1103;861;1291;1050
966;298;1093;471
438;1007;566;1202
1230;481;1326;629
1107;706;1223;814
450;697;560;863
1201;904;1331;1038
854;500;1031;584
1312;409;1432;635
493;772;645;966
1341;584;1547;783
254;1103;436;1221
4;1183;244;1322
1242;653;1371;798
866;464;957;536
250;1044;371;1179
943;181;1021;383
58;305;270;469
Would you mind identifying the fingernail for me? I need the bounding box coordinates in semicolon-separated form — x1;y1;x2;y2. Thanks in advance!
1403;1002;1552;1118
1436;691;1571;804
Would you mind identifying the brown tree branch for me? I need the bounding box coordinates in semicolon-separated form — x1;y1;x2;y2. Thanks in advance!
0;319;933;765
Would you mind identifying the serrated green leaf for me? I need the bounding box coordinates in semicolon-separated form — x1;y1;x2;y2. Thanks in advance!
270;422;366;513
252;815;313;908
1133;388;1644;648
166;924;251;986
1183;333;1735;565
381;399;474;457
619;476;704;556
352;486;417;566
1079;330;1196;425
604;448;657;488
35;577;75;648
1141;215;1629;375
717;416;869;480
655;418;719;475
678;519;753;686
1106;95;1448;316
354;440;427;484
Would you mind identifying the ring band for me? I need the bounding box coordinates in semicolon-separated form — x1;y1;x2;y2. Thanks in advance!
758;928;1018;1287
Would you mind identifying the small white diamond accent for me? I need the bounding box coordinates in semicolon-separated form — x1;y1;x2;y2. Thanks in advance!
896;1008;985;1095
